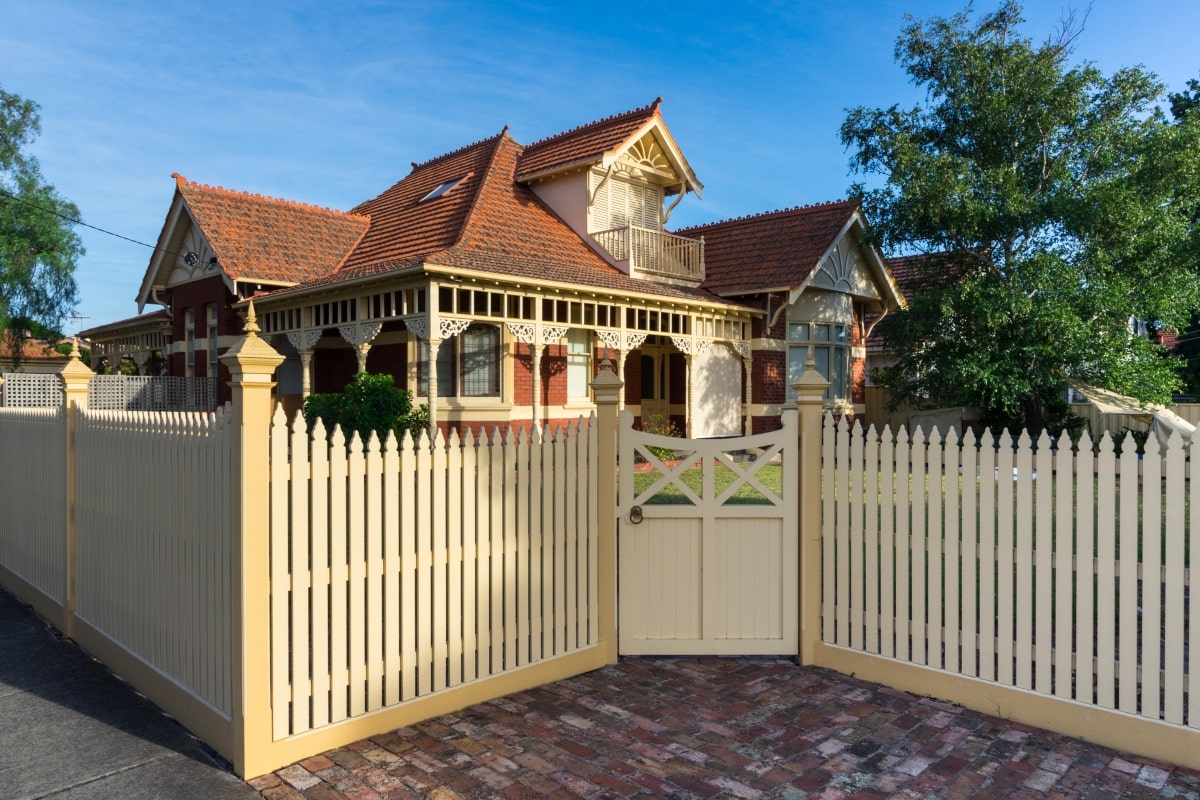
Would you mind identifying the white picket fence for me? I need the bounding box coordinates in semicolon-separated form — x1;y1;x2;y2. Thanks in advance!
268;409;600;740
821;419;1196;735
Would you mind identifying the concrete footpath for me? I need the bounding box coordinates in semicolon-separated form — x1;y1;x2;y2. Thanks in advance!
0;586;257;800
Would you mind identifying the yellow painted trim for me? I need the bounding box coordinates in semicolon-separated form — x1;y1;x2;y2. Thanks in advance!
812;642;1200;772
242;645;609;778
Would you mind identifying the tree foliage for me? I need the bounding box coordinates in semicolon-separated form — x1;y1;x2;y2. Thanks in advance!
841;2;1200;434
0;86;83;368
302;372;430;444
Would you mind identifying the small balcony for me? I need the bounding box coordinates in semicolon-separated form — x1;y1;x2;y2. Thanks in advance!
591;225;705;285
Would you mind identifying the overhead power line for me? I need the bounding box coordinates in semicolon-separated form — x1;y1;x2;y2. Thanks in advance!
0;186;174;257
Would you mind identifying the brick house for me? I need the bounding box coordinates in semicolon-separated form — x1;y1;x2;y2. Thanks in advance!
82;100;904;434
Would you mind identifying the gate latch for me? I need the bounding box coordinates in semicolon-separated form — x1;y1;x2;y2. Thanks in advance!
628;505;644;524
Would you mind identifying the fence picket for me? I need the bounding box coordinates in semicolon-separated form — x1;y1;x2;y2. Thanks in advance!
1034;432;1054;694
447;429;464;688
894;428;911;662
821;415;836;643
927;428;944;670
996;431;1015;685
328;425;350;722
311;419;331;727
944;428;961;674
347;432;367;715
1141;434;1162;720
365;432;384;711
399;431;418;700
269;407;291;737
879;428;895;659
1095;433;1117;708
865;427;879;654
1163;433;1185;725
911;427;927;666
1118;432;1139;714
1014;432;1034;690
290;411;313;733
1075;431;1095;706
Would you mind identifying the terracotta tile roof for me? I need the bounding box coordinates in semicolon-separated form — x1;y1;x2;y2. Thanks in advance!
0;333;70;363
515;98;666;182
174;174;370;284
265;132;740;307
678;201;859;297
334;133;506;277
866;254;956;350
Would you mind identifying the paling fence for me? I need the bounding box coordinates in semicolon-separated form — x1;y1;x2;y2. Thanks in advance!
267;409;603;743
816;417;1198;766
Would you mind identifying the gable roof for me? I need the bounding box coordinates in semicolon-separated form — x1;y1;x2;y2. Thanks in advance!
515;98;701;194
264;131;736;307
680;201;860;296
172;175;370;285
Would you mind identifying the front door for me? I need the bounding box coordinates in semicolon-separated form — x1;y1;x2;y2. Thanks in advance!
617;410;799;655
639;348;669;421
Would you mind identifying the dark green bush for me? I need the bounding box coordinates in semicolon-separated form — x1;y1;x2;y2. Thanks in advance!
302;372;430;444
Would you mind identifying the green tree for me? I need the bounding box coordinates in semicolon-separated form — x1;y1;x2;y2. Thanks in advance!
0;86;83;369
1165;72;1200;395
842;3;1200;435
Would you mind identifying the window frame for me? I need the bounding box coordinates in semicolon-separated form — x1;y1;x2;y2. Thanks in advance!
786;321;851;404
416;323;504;401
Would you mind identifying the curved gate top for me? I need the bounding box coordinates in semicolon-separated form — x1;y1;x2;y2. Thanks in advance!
617;409;799;655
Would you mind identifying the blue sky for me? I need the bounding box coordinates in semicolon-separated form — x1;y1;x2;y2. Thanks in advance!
3;1;1198;331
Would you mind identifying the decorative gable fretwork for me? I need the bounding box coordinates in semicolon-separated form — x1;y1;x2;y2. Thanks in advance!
620;134;676;182
812;241;882;300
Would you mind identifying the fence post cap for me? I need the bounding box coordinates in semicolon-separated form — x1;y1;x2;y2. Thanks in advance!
590;358;624;401
221;301;285;378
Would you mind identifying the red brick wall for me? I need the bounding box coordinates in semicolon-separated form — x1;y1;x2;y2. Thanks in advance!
169;276;239;403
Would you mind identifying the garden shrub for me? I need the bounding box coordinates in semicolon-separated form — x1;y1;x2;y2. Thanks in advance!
302;372;429;443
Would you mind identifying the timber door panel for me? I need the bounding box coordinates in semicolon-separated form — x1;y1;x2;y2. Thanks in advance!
618;410;798;655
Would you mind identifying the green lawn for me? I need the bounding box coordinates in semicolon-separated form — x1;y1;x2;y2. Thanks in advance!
630;462;783;505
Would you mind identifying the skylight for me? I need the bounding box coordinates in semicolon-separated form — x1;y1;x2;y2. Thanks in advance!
420;176;465;202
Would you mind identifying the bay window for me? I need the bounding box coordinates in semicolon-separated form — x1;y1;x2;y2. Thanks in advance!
787;322;850;402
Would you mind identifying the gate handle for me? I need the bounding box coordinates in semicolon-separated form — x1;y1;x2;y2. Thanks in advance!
628;505;644;524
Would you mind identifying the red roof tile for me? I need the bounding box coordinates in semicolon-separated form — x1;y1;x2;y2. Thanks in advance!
264;132;735;307
515;99;665;182
679;201;859;297
174;174;370;284
0;333;70;363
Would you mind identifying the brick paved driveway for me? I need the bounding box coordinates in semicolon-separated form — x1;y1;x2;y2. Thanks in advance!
250;658;1200;799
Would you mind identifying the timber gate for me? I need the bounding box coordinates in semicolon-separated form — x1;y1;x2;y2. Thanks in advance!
617;409;799;655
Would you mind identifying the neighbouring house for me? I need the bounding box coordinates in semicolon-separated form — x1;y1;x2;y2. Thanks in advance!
0;332;71;374
81;99;904;436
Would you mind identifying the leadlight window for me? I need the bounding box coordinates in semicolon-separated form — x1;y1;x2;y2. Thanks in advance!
787;322;850;402
418;324;502;398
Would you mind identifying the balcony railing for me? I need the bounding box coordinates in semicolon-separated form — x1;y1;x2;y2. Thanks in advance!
592;225;705;283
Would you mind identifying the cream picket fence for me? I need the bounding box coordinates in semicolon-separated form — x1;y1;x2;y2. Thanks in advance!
267;409;603;744
0;406;67;606
816;418;1198;767
73;406;236;719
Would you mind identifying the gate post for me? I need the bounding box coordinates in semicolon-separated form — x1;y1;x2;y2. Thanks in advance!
792;352;829;665
221;302;285;777
59;341;93;640
591;359;624;664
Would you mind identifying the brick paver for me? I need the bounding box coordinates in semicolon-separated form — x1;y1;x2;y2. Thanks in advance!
251;659;1200;798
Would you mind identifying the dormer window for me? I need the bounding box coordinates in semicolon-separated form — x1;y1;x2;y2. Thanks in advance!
420;175;467;202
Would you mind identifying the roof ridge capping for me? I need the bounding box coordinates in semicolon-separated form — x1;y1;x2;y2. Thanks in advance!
409;128;511;172
522;97;663;151
171;173;367;220
676;199;855;232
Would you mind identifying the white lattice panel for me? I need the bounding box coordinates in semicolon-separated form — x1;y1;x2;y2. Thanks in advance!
1;374;62;407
